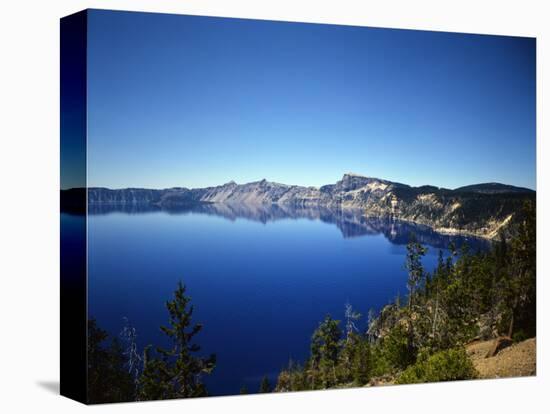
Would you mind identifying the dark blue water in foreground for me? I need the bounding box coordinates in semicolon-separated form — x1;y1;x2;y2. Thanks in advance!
80;203;489;396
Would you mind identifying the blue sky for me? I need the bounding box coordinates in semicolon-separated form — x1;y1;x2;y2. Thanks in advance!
87;10;536;190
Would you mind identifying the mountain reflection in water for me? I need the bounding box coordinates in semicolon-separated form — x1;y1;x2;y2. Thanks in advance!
87;202;490;251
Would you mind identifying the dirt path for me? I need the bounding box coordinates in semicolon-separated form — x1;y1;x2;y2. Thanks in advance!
466;337;536;379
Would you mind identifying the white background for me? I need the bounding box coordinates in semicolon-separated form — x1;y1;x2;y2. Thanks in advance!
0;0;548;412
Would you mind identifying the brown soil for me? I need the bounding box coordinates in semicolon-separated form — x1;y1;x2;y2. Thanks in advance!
466;337;536;379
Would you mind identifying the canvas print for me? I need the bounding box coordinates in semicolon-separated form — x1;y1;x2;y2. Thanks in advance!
60;9;536;404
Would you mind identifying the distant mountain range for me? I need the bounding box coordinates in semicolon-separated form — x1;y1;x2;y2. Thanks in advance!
63;173;535;239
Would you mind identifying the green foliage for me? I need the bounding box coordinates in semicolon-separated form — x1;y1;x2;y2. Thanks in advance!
87;319;135;404
276;203;535;392
259;376;271;393
380;324;416;372
512;330;529;343
138;282;216;401
396;348;477;384
275;360;308;392
507;201;536;337
335;332;371;385
311;315;342;365
86;202;535;399
309;315;342;388
369;344;391;378
405;234;428;309
88;281;216;403
348;335;373;385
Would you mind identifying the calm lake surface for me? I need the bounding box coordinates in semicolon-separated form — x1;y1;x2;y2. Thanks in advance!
80;203;489;395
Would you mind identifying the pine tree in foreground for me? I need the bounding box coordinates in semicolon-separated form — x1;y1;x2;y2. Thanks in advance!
310;315;342;388
138;282;216;400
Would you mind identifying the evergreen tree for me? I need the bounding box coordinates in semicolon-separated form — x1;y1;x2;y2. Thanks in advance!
310;315;342;388
259;375;271;393
404;235;427;358
272;215;536;392
87;319;134;403
506;201;536;337
138;282;216;401
276;360;308;392
405;234;428;309
350;337;372;385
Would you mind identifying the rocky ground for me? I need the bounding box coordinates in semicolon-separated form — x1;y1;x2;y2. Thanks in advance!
466;337;536;379
364;337;536;387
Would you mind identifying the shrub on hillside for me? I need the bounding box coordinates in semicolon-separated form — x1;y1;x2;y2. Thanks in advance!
396;348;477;384
380;324;416;372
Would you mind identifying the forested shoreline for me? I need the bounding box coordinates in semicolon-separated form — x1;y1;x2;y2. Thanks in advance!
87;201;535;402
274;202;535;391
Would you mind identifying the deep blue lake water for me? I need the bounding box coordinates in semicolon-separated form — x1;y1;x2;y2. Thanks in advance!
77;203;489;396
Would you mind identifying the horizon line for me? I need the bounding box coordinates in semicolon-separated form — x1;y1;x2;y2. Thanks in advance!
61;172;537;192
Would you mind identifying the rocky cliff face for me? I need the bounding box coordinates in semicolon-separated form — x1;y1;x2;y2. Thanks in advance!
82;173;535;239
